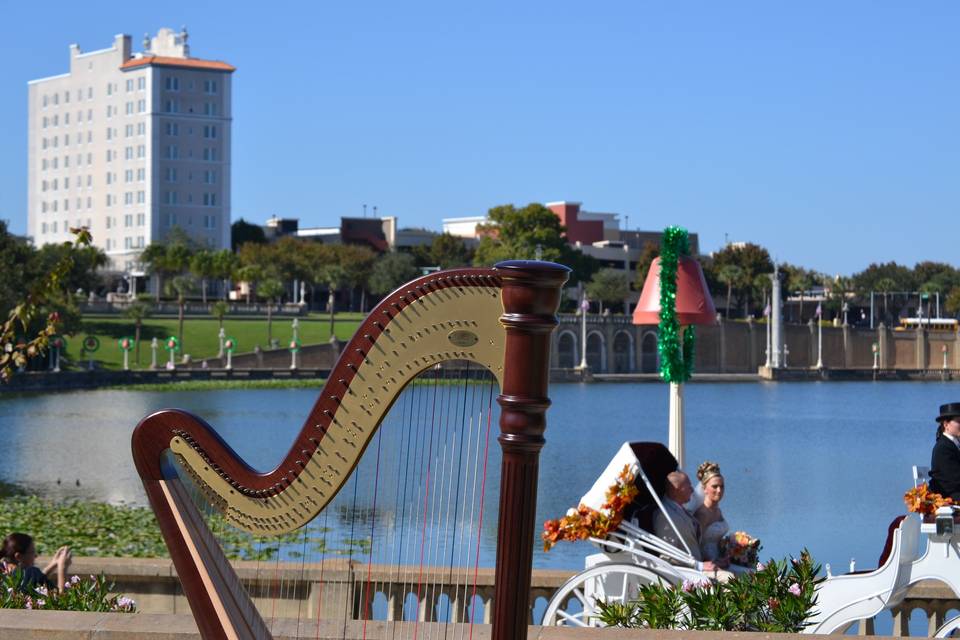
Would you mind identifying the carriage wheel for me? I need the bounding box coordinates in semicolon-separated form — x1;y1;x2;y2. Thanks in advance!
935;614;960;637
541;563;672;627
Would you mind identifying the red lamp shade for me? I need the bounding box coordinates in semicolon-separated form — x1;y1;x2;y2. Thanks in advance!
632;256;717;326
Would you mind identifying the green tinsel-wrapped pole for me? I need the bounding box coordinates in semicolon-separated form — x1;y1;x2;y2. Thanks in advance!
657;226;696;383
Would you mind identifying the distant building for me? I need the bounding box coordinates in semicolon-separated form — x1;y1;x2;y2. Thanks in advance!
262;215;437;253
27;28;235;271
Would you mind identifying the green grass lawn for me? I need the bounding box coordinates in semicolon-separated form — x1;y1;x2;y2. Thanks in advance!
65;313;362;370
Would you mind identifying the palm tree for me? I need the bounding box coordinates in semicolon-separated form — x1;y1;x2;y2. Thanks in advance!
257;278;285;347
716;265;743;319
875;277;896;323
318;264;348;339
236;264;263;306
210;300;229;331
189;250;217;305
124;302;150;366
168;276;194;352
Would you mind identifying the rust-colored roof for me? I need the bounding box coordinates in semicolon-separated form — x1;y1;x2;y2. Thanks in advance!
120;56;236;73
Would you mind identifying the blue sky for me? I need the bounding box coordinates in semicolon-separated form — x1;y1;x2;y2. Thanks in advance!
1;2;957;275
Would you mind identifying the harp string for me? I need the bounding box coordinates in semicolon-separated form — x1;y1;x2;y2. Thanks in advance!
172;367;499;636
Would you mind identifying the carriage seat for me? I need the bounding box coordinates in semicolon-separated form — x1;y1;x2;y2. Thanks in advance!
846;515;908;575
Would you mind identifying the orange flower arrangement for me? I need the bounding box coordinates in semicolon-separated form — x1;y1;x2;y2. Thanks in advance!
542;465;639;551
904;483;953;516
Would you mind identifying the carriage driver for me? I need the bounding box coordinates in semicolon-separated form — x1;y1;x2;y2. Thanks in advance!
930;402;960;503
653;470;734;582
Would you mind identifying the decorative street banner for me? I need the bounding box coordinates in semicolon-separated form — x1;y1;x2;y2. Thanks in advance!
223;337;237;353
82;336;100;353
118;337;136;352
165;336;180;353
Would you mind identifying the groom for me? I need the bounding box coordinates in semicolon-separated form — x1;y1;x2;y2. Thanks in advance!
653;470;733;582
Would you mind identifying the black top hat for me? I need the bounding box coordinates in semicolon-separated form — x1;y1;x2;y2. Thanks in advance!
937;403;960;422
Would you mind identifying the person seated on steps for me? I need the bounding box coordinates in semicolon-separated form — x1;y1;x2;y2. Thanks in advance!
2;533;72;592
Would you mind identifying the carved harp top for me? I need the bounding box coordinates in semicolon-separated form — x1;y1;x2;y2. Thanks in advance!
132;261;569;537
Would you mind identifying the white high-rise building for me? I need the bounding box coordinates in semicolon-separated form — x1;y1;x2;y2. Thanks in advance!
27;28;234;272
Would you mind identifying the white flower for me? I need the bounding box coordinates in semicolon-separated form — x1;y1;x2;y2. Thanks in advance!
566;508;578;518
35;599;45;607
70;575;80;585
116;596;135;608
36;586;47;597
24;598;32;610
756;562;765;571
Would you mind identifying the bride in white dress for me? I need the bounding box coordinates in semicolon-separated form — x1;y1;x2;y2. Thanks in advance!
692;461;728;561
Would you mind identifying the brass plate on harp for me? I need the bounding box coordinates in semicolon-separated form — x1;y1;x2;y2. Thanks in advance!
448;329;479;347
170;282;506;535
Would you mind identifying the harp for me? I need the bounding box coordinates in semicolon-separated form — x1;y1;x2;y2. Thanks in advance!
131;260;569;640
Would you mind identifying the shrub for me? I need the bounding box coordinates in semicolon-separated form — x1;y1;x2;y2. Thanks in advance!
0;570;135;613
595;551;823;632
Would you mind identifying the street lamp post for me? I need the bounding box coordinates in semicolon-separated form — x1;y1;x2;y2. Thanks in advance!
943;345;949;371
579;294;589;370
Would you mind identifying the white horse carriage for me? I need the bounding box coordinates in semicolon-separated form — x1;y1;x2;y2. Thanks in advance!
542;443;960;636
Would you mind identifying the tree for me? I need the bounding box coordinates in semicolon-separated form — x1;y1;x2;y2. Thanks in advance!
710;243;773;316
784;265;818;321
414;233;473;269
472;203;597;284
211;249;238;301
633;242;660;289
31;243;108;296
368;252;420;297
336;245;377;312
716;265;744;319
231;218;267;251
851;262;916;298
189;250;217;304
167;276;194;351
1;227;93;382
210;300;229;331
257;278;285;347
235;264;264;305
585;269;630;314
946;287;960;318
875;277;896;321
141;229;194;302
124;302;151;366
314;264;346;338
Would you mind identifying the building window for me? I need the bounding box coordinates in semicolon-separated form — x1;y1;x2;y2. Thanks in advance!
137;213;145;226
86;196;92;208
125;102;134;115
64;177;70;189
124;193;133;206
105;172;112;185
125;214;133;227
106;128;113;141
126;79;134;92
137;190;145;203
52;94;58;106
106;83;113;96
136;169;145;182
164;100;179;114
137;99;145;113
203;125;217;139
203;215;216;229
164;77;180;91
164;191;178;205
165;167;177;182
165;122;179;136
42;95;48;108
202;193;217;207
203;102;218;116
137;122;145;135
125;124;133;137
125;147;133;160
165;145;179;160
136;145;145;158
125;169;133;182
86;175;92;187
203;80;218;94
204;170;216;184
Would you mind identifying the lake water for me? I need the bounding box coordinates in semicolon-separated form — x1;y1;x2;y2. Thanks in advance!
0;381;954;631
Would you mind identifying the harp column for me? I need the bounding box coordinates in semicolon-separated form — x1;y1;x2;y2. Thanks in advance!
492;260;569;640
